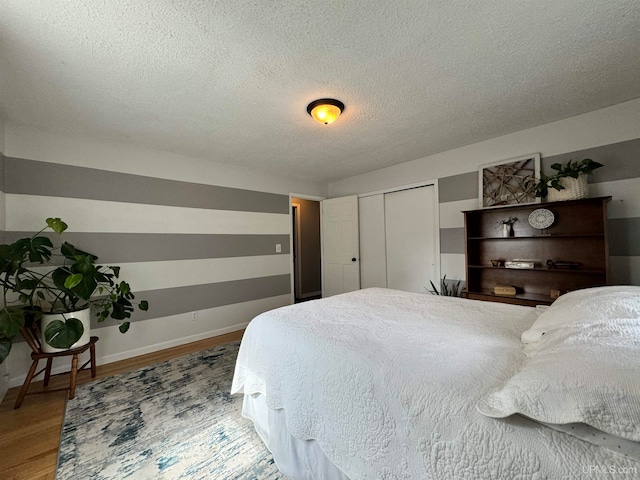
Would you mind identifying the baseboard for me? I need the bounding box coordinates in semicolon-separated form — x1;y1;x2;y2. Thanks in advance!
8;322;248;389
98;322;248;365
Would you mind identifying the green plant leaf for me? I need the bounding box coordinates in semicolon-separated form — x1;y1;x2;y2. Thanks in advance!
61;242;98;263
0;337;11;364
27;236;54;263
119;322;130;334
0;308;25;338
139;300;149;311
94;270;109;283
46;217;68;235
550;163;562;171
64;273;83;290
111;297;133;320
110;266;121;278
119;281;130;294
52;267;74;292
584;159;603;170
44;318;84;349
60;242;78;260
72;255;97;275
16;277;39;290
69;274;98;301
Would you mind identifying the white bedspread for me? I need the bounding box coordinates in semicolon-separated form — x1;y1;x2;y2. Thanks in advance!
231;288;639;479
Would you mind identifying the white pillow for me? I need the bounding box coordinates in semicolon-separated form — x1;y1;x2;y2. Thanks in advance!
521;286;640;343
477;317;640;441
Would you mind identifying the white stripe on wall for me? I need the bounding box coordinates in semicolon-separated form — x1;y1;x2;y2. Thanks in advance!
438;198;478;229
6;194;290;235
589;177;640;219
30;255;290;292
440;253;466;281
7;293;291;387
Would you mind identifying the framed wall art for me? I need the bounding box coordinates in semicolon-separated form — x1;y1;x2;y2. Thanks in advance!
479;153;540;208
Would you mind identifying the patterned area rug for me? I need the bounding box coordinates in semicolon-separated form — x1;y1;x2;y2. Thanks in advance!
57;342;286;479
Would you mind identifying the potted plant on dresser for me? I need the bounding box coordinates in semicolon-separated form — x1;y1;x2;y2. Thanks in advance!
0;217;148;364
531;158;603;201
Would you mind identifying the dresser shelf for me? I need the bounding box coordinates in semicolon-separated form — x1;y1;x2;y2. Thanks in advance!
467;233;605;240
467;265;606;275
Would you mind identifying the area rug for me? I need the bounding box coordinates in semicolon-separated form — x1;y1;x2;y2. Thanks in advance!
57;341;287;479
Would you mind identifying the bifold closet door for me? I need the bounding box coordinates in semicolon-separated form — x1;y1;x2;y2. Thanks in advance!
358;194;387;288
384;186;437;293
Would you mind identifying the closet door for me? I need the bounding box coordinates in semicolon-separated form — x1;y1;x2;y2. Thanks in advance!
384;186;437;293
359;194;387;288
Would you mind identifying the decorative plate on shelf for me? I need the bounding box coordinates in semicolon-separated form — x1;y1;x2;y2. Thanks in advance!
528;208;555;230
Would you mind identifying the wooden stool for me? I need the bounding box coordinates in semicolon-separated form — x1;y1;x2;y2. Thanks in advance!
14;323;99;409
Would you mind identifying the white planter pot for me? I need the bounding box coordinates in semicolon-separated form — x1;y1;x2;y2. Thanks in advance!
547;175;588;202
40;307;91;353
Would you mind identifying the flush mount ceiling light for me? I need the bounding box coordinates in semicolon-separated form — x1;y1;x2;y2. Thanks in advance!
307;98;345;125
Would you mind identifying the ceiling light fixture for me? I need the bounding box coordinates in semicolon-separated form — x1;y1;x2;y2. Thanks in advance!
307;98;345;125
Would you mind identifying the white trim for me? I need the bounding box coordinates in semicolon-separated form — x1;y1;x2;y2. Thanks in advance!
291;202;302;299
7;322;248;388
358;179;437;198
98;322;248;365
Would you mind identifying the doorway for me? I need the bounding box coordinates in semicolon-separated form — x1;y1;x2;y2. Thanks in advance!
291;197;322;303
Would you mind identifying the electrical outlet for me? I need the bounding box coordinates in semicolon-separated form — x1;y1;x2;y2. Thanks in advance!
275;243;282;253
191;311;198;321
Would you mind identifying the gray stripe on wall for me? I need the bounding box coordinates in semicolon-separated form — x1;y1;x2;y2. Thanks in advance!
4;232;290;263
92;274;291;329
440;227;465;254
5;157;289;214
543;137;640;184
0;152;5;191
438;172;478;203
609;217;640;256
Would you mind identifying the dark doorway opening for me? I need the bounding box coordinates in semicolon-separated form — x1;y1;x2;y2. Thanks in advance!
292;198;322;303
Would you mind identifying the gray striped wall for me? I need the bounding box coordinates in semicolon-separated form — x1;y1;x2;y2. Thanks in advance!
438;137;640;285
3;157;291;329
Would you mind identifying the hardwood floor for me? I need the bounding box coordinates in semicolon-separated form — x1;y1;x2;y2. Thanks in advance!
0;330;244;480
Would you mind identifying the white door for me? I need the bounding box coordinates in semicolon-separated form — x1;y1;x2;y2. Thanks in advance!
358;194;387;288
322;195;360;296
384;186;437;293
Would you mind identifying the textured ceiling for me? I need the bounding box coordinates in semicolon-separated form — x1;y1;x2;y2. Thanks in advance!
1;1;639;183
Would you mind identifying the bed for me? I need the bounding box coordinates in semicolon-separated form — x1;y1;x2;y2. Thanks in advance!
231;286;640;479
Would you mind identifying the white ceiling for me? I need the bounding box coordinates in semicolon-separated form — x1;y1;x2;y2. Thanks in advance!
1;1;639;184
